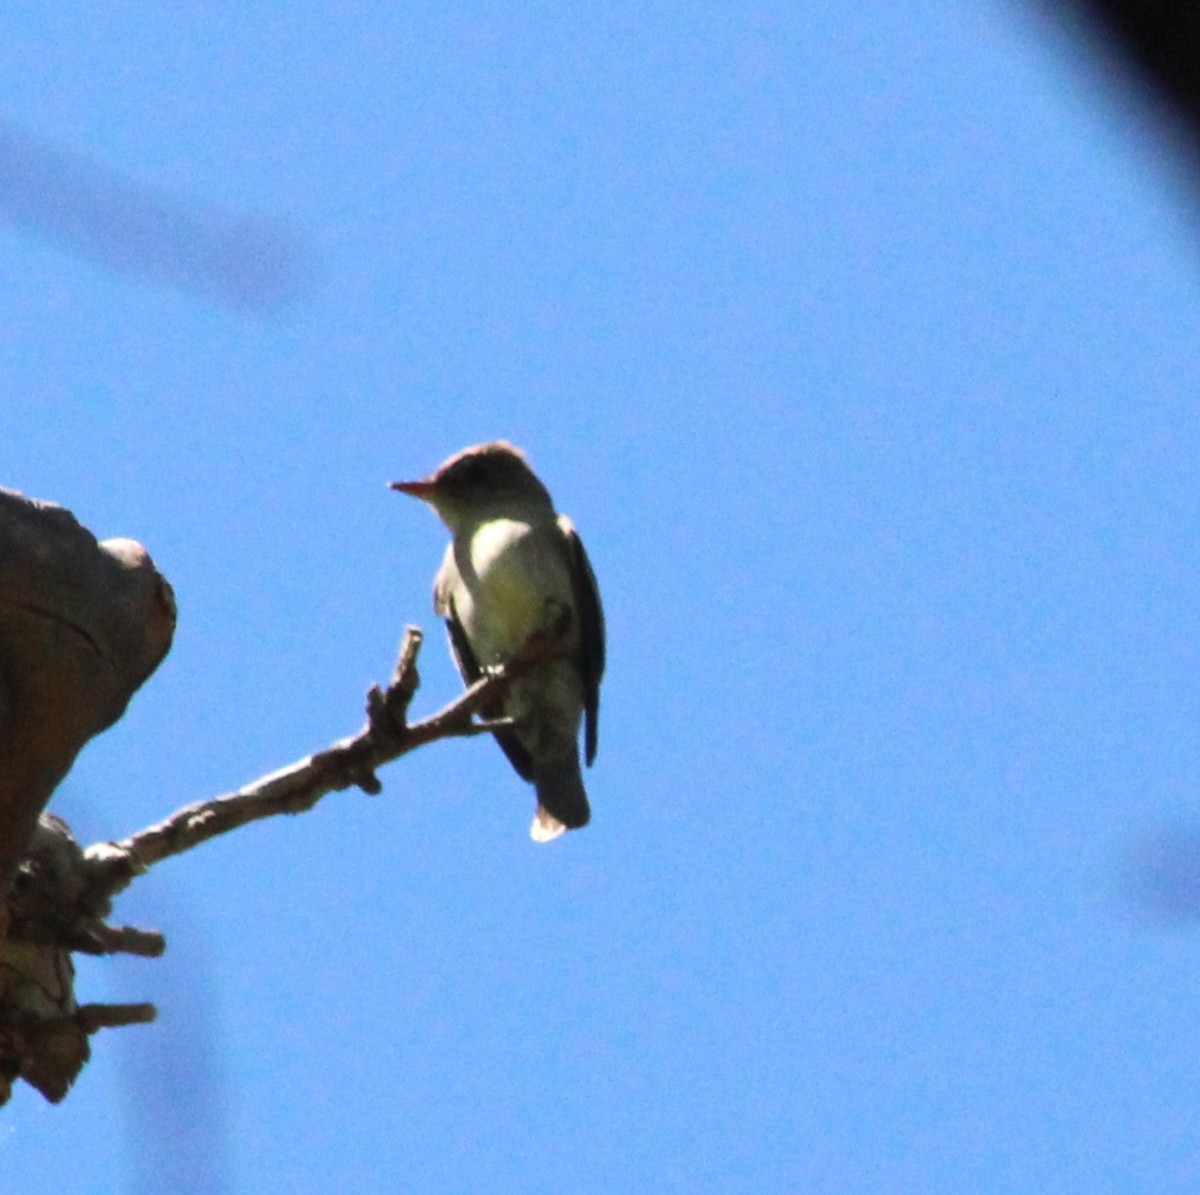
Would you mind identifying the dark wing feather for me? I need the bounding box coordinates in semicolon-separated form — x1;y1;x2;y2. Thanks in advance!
444;596;535;782
559;516;606;766
442;597;480;685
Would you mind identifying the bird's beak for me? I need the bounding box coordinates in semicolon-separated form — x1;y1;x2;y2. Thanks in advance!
389;479;436;500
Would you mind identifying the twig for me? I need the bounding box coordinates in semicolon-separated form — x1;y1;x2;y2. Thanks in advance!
76;1002;156;1033
84;624;551;893
82;924;165;958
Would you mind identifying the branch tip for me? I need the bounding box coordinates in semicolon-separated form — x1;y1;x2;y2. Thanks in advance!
87;923;166;958
390;625;424;689
76;1002;157;1033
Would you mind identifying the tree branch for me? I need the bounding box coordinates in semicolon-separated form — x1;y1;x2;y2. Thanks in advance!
4;617;560;1106
82;625;549;895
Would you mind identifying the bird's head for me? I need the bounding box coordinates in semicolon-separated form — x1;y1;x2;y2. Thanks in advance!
391;441;553;530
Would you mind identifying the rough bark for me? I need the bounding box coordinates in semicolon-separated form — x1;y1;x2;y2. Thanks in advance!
0;489;174;1101
0;489;175;896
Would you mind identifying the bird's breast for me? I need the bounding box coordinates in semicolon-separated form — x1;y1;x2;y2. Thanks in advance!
453;518;572;661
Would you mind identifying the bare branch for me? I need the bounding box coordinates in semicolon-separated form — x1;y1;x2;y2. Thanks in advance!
3;620;561;1106
75;1002;156;1033
84;625;553;891
81;925;165;958
0;1001;157;1104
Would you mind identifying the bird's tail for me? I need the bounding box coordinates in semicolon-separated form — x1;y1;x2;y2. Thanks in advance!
530;752;590;843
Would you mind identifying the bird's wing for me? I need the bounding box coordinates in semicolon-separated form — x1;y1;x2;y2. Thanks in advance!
558;515;606;766
434;548;483;685
444;593;536;783
442;594;480;683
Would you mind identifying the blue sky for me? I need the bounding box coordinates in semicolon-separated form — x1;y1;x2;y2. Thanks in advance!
5;3;1200;1192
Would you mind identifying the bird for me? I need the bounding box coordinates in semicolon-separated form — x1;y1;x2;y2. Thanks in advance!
391;442;605;842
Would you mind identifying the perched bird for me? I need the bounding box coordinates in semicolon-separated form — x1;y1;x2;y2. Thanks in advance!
391;442;605;842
